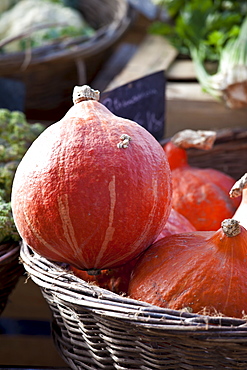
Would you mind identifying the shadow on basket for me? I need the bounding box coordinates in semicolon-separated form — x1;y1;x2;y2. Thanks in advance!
0;242;24;315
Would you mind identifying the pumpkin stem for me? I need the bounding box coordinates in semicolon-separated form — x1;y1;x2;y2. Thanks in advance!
117;134;132;149
171;129;216;150
73;85;100;104
229;173;247;198
86;268;102;276
221;219;241;237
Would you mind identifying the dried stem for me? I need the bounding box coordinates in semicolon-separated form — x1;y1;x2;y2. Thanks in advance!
221;219;241;237
172;129;216;150
229;173;247;198
73;85;100;104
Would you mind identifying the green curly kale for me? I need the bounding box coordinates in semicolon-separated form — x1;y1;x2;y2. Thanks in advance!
0;197;19;243
0;110;44;162
0;161;19;202
0;108;45;243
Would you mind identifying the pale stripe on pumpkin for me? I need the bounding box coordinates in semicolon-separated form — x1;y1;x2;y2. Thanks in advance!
22;206;55;254
132;177;159;245
101;177;160;267
95;175;116;266
57;193;82;259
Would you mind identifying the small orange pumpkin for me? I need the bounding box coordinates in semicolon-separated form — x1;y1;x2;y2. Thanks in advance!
154;208;196;241
129;218;247;318
164;130;240;231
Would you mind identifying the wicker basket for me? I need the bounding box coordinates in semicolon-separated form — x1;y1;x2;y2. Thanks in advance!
0;0;135;121
186;127;247;180
20;128;247;369
0;241;23;315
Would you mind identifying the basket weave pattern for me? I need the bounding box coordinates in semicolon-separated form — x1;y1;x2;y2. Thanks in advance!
187;128;247;180
21;243;247;370
20;128;247;369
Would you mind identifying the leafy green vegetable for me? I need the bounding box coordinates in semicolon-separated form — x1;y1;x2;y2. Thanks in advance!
0;109;44;243
150;0;246;61
151;0;247;107
192;15;247;107
19;24;95;52
0;161;19;202
0;198;19;243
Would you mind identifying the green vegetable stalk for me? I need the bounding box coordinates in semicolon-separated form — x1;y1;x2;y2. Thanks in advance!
0;109;44;243
150;0;247;108
194;16;247;108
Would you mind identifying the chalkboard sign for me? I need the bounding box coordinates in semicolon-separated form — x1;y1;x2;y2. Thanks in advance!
0;77;26;112
127;0;158;19
100;70;166;141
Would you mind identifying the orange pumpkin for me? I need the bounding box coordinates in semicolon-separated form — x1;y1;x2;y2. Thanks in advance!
129;218;247;318
164;131;240;231
11;85;172;271
154;208;196;241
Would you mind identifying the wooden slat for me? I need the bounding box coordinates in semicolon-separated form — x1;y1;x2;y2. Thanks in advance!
166;82;214;102
166;60;217;80
166;92;247;137
106;34;178;90
167;60;196;80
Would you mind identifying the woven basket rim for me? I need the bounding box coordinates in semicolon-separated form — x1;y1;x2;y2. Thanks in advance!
20;242;247;334
0;0;135;69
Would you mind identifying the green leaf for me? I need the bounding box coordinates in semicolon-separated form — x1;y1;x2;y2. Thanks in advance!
149;22;174;36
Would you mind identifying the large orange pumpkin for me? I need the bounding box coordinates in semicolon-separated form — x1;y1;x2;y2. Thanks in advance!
129;218;247;318
11;85;172;271
164;130;240;231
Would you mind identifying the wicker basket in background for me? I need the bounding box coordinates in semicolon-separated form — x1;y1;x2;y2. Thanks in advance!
20;128;247;370
0;0;135;121
0;242;23;315
187;127;247;180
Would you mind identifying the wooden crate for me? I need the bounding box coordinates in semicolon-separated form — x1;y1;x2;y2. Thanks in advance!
106;34;247;138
